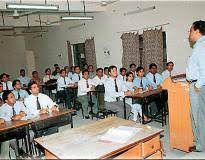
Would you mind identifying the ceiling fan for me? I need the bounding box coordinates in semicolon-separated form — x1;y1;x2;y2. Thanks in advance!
8;10;38;19
86;0;118;7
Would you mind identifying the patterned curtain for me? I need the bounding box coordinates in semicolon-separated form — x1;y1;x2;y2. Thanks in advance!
85;37;97;70
121;33;140;69
67;41;73;67
142;28;164;73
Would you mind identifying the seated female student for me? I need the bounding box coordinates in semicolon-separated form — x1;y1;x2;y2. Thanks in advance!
124;72;150;122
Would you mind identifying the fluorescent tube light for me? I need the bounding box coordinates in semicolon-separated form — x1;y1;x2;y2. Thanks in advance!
6;3;59;11
61;16;94;20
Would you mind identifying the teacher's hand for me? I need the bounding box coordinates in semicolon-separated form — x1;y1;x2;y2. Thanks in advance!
194;85;200;92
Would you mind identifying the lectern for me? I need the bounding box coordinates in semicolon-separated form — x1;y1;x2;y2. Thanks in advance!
161;76;194;152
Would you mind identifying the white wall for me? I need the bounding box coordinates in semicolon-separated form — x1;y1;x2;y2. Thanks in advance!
25;1;205;75
0;36;27;80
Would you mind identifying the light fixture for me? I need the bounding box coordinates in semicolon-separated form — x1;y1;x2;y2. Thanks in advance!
61;16;94;20
6;3;59;11
124;6;156;16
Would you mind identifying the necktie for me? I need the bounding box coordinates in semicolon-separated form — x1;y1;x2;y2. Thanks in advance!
114;79;119;101
78;75;81;81
12;107;16;116
123;76;125;81
169;71;171;77
6;82;9;91
17;91;20;99
64;77;66;85
36;97;41;110
86;80;89;88
49;75;51;80
140;79;143;88
153;74;156;83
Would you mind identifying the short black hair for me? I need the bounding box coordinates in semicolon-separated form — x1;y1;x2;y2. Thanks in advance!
2;90;12;102
108;65;117;73
20;69;25;73
0;73;9;79
104;67;109;71
88;65;93;68
120;67;127;73
12;79;21;87
28;81;37;90
126;71;134;79
193;20;205;35
82;69;89;75
129;63;136;68
60;69;66;74
54;64;59;67
32;71;38;75
166;61;174;66
74;66;80;70
96;68;103;72
136;66;144;72
149;63;157;69
45;68;51;73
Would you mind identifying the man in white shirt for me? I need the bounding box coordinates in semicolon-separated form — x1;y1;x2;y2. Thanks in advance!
57;69;74;108
77;69;97;119
88;65;95;79
92;68;105;87
18;69;31;87
162;61;174;81
43;68;55;83
0;82;3;105
146;63;163;89
12;80;29;101
24;81;58;116
0;73;13;91
103;67;109;79
104;65;132;119
118;67;127;82
72;66;82;83
129;63;137;77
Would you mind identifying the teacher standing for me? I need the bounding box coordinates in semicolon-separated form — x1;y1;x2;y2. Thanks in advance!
186;20;205;152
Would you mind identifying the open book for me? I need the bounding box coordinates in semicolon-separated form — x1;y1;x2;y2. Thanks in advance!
100;126;141;143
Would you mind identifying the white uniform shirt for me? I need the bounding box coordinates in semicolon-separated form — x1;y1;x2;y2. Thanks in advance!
43;75;55;83
72;73;82;83
57;76;74;91
92;76;105;87
2;81;13;91
146;72;163;89
18;76;31;87
0;101;30;121
117;74;127;82
77;78;92;96
12;89;29;100
104;77;126;102
24;93;56;115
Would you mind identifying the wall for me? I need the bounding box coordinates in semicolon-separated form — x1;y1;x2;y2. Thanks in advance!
0;36;27;80
25;1;205;75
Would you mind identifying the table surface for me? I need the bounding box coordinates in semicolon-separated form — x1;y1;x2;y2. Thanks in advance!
126;88;163;98
35;117;163;159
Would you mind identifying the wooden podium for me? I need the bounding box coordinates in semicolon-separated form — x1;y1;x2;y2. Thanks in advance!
161;77;194;152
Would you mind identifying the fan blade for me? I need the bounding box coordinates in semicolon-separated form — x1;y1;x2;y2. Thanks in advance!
19;11;38;17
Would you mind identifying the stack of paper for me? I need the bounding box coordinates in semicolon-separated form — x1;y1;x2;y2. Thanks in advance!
100;126;141;143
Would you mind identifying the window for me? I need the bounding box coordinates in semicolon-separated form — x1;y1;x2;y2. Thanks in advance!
72;43;86;68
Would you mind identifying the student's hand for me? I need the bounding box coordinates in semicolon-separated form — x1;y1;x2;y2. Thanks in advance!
51;106;58;112
19;111;26;117
157;85;162;89
148;86;154;91
0;118;5;124
12;115;22;121
194;85;200;92
39;108;49;114
124;91;132;96
135;88;143;93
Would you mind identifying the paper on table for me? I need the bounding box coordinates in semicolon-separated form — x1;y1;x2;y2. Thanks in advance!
100;126;142;143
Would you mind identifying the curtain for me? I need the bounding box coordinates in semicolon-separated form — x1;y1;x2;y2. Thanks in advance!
142;28;164;73
121;33;140;69
67;41;73;67
85;37;97;70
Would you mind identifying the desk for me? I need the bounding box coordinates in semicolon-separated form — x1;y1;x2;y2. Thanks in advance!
125;88;166;125
35;117;164;159
0;120;32;155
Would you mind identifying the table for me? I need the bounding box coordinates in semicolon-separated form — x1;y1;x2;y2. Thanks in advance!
0;120;32;156
34;117;164;159
124;88;167;125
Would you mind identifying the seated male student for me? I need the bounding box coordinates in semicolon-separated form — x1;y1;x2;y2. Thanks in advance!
0;82;4;105
52;64;59;76
103;67;109;79
0;91;32;157
12;80;29;101
24;81;58;115
43;68;55;83
54;67;61;79
57;69;75;108
77;69;97;119
104;65;132;119
146;63;163;89
88;65;95;79
129;63;137;77
162;61;175;81
72;66;82;83
118;67;127;82
0;73;13;91
17;69;31;88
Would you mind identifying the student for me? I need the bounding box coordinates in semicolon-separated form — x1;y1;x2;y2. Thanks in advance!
104;65;132;119
77;69;97;119
0;91;32;156
57;69;74;108
17;69;31;87
88;65;95;79
92;68;105;87
24;81;58;115
146;63;163;89
72;66;82;83
0;82;4;105
64;66;69;77
83;63;88;70
162;61;175;81
0;73;13;91
43;68;55;83
52;64;59;76
118;67;127;82
12;80;29;101
68;66;74;79
129;63;137;77
54;67;61;79
103;67;109;79
31;71;42;87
